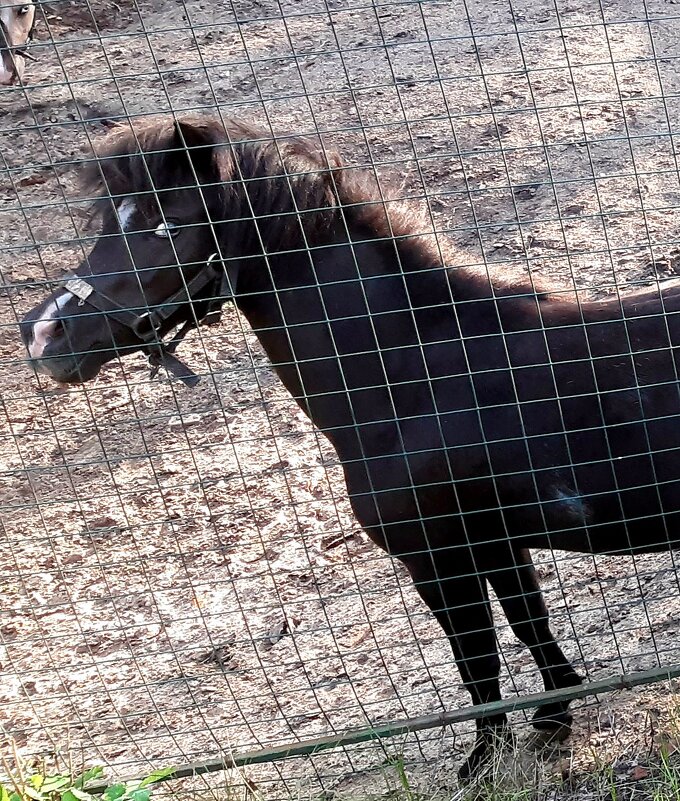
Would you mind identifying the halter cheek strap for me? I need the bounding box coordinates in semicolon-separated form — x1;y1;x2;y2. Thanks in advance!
63;253;239;388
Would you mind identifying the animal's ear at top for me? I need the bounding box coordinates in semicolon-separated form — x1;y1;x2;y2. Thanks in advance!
172;117;229;182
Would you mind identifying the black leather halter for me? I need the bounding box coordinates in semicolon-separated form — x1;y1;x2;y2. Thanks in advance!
62;253;238;387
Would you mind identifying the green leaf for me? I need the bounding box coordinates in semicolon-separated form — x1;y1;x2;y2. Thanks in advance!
68;789;94;801
73;768;104;790
28;778;44;791
39;777;70;794
9;792;22;801
128;789;150;801
138;768;175;789
102;785;126;801
23;788;44;801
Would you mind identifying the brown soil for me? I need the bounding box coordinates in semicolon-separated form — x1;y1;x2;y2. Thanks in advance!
3;0;680;795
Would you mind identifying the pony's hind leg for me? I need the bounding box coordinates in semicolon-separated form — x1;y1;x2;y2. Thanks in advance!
486;546;581;732
404;549;511;782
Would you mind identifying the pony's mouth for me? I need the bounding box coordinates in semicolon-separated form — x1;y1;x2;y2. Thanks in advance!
28;350;106;384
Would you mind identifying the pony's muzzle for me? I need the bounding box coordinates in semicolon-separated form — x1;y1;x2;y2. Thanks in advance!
21;312;64;362
19;294;85;380
19;312;104;384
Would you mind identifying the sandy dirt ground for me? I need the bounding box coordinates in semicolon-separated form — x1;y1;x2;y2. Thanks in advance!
4;0;680;795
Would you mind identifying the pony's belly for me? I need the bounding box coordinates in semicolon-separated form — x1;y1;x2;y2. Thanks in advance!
545;517;680;554
544;481;680;554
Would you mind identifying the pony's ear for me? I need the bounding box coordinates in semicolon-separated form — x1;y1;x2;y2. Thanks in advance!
172;118;229;181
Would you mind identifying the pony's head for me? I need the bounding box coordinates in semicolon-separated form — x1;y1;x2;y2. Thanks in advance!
20;115;343;384
1;1;35;85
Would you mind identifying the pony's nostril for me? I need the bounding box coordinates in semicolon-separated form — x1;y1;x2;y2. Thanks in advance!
41;317;64;350
51;317;64;342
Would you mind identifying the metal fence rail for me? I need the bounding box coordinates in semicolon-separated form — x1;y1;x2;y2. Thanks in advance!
4;0;680;794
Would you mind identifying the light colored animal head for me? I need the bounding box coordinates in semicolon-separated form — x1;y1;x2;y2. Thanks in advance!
0;1;35;85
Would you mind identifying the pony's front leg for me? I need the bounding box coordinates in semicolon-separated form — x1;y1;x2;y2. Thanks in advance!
404;550;511;782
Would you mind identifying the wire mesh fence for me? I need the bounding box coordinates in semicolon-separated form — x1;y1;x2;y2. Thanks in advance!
5;0;680;795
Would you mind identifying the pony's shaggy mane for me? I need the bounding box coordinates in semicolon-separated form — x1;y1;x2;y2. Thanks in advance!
83;114;555;301
84;115;440;260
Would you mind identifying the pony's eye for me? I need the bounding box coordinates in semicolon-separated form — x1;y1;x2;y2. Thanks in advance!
154;221;179;239
18;5;31;14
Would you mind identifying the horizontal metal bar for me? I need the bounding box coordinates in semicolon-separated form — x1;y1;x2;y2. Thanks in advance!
85;663;680;792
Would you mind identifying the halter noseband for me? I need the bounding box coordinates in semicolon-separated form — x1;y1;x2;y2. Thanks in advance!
62;253;238;388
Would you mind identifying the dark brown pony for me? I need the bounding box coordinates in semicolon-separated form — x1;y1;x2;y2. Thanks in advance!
20;115;680;780
0;0;35;85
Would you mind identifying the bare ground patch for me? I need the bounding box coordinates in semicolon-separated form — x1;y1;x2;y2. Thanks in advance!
3;0;680;794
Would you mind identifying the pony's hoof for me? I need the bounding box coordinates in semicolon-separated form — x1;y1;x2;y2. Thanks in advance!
532;705;573;731
532;672;582;733
525;722;571;752
457;726;514;783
